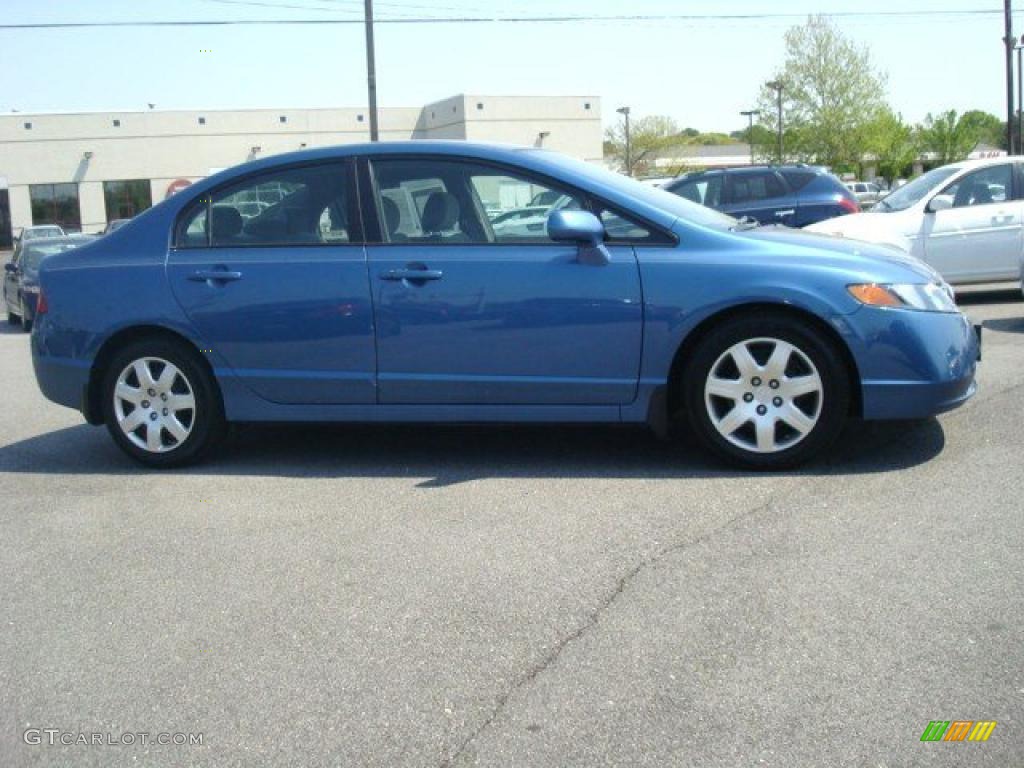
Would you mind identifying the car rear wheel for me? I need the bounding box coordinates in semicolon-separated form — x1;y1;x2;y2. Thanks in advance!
101;338;225;468
683;313;850;469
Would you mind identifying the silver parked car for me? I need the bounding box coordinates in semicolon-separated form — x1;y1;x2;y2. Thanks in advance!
845;181;883;210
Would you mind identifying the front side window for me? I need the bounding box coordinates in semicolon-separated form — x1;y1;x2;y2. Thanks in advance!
103;179;152;221
940;165;1012;208
670;176;723;207
29;183;80;231
371;158;587;244
176;162;353;248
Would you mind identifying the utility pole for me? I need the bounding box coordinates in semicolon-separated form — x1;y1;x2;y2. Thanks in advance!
1018;35;1023;155
767;80;784;163
740;109;760;165
360;0;376;141
1005;0;1014;154
616;106;631;176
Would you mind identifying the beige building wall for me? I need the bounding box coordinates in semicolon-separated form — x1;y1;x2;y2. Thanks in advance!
0;94;601;235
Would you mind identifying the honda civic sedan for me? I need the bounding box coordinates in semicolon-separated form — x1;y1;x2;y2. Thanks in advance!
31;142;980;469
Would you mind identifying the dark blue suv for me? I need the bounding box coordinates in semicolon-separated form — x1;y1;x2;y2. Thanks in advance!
662;165;860;228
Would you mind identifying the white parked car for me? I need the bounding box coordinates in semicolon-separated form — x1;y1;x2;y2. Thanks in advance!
845;181;883;210
806;158;1023;285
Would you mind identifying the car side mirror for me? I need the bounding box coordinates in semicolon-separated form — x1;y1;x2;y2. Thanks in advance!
4;262;16;273
927;196;952;213
547;210;610;266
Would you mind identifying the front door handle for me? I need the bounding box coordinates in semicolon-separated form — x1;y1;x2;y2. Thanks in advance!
188;269;243;283
380;268;443;283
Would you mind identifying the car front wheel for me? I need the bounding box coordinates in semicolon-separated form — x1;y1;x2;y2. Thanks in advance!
101;339;225;468
683;314;850;469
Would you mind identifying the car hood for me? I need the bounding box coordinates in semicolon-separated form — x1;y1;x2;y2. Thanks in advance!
737;225;942;283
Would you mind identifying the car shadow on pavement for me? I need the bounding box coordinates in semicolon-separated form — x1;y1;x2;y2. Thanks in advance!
0;418;946;485
983;316;1024;334
955;287;1021;306
0;322;28;336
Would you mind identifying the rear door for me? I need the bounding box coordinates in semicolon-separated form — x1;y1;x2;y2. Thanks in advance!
722;170;797;226
166;160;377;404
921;162;1022;282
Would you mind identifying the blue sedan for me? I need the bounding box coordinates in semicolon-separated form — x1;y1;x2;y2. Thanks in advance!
31;142;979;469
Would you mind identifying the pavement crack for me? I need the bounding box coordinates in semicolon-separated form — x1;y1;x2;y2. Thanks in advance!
440;494;781;768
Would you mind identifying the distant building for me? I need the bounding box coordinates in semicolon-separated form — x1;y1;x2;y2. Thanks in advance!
0;94;601;241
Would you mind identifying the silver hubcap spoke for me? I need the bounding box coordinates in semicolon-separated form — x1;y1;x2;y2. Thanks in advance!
113;357;196;454
704;337;824;454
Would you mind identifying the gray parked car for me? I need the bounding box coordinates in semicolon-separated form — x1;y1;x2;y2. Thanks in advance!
845;181;883;210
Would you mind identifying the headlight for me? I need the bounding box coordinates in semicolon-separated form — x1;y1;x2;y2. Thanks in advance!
847;282;957;313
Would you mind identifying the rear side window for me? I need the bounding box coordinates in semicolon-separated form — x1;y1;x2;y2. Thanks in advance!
175;162;355;248
781;169;820;192
726;172;787;204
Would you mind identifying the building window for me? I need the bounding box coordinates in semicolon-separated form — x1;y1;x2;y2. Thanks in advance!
198;116;206;125
476;102;484;110
584;102;591;110
357;114;364;122
30;183;81;231
279;115;287;123
112;119;121;127
103;179;153;222
24;122;32;130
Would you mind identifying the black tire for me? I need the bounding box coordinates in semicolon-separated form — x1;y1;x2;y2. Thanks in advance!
101;337;226;468
682;312;850;470
21;310;32;333
6;310;17;325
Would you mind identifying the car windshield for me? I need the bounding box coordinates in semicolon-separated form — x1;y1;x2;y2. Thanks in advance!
876;166;960;212
528;151;738;231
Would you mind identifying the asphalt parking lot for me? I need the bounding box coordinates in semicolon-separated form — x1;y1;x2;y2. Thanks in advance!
1;288;1022;767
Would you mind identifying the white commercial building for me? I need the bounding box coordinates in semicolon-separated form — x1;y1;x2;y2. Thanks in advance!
0;94;601;244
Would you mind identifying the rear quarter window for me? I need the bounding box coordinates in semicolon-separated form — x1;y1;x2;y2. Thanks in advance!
780;169;818;192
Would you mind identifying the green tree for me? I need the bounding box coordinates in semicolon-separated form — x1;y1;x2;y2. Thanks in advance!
604;115;690;177
861;108;918;181
757;15;888;167
959;110;1005;149
918;110;987;165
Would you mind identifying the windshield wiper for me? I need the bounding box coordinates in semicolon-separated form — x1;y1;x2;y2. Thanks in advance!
731;216;761;231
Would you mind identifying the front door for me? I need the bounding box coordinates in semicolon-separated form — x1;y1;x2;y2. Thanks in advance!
167;161;376;405
365;157;643;405
922;162;1022;283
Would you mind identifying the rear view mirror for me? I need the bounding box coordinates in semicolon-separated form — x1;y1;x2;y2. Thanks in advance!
547;210;610;266
927;195;952;213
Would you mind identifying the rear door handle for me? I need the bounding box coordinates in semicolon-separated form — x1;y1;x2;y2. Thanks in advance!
774;209;795;218
188;269;243;283
380;269;443;282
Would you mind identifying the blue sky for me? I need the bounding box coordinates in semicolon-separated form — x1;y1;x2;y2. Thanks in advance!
0;0;1019;133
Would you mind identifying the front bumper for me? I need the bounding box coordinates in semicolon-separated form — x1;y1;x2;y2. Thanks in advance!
841;306;979;420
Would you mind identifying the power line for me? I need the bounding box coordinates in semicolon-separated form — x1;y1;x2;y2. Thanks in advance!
0;9;1015;30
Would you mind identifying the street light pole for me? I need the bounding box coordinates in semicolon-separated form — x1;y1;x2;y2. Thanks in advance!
616;106;632;176
766;80;784;163
740;109;760;165
1005;0;1014;154
364;0;379;142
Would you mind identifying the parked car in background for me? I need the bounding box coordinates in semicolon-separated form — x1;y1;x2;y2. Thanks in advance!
662;165;859;227
13;225;65;252
4;235;91;331
31;142;978;470
805;157;1023;285
846;181;883;210
102;219;132;235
